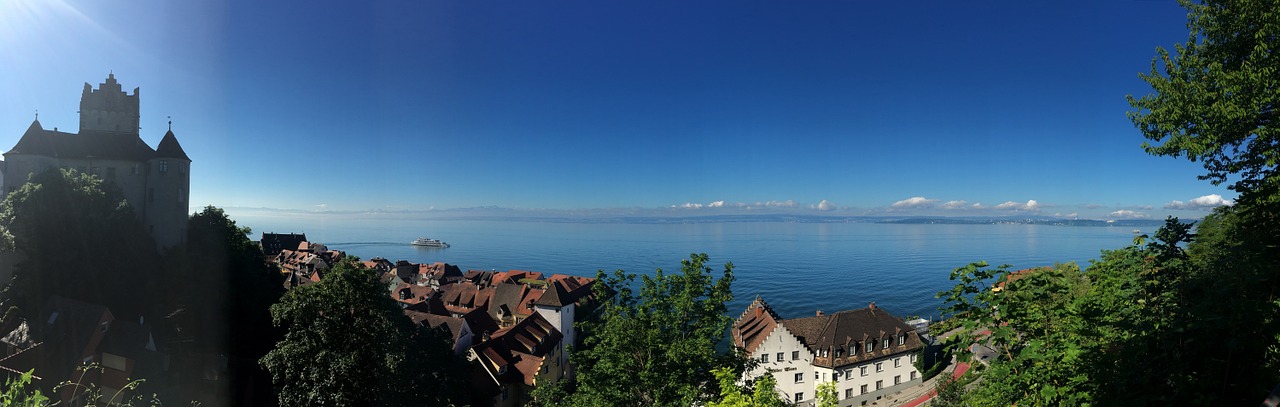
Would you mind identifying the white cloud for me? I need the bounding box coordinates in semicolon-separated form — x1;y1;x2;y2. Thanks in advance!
972;202;984;209
817;200;835;211
762;200;796;208
678;202;703;209
995;200;1040;211
1109;209;1149;219
1165;194;1234;210
708;200;725;208
314;203;328;210
891;196;938;209
941;200;968;209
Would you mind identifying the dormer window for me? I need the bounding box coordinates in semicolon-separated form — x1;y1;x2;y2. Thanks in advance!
835;349;843;358
899;334;906;346
865;342;873;353
882;338;890;349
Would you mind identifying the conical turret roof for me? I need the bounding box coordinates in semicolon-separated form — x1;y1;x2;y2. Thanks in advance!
154;130;190;161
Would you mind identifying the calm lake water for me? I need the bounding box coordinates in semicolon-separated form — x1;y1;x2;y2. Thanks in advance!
231;211;1140;321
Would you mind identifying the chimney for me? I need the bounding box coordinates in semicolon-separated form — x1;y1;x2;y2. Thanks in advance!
816;310;824;317
869;302;876;310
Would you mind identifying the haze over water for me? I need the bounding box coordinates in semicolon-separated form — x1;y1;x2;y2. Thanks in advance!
234;211;1141;320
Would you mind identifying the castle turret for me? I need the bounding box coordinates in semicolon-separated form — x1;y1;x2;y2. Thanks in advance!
79;73;140;135
144;128;191;247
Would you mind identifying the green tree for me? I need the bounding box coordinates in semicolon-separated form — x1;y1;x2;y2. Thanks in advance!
1127;0;1280;203
0;168;160;322
260;258;467;406
2;370;48;407
174;206;286;404
706;367;787;407
568;253;739;407
813;381;837;407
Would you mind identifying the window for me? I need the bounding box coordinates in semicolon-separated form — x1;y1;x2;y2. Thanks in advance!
910;371;917;381
180;163;187;174
894;357;901;368
178;188;185;203
132;164;139;175
761;354;769;363
795;373;803;383
851;344;858;355
846;389;853;398
882;338;890;349
865;342;873;352
899;334;906;346
100;321;109;332
792;350;800;360
835;349;843;358
777;352;784;362
860;384;868;394
860;366;867;376
875;380;883;390
794;393;803;403
814;372;819;381
910;354;917;363
894;375;901;385
875;362;883;372
159;160;168;173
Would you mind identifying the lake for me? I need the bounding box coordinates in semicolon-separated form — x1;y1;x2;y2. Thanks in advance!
230;211;1141;321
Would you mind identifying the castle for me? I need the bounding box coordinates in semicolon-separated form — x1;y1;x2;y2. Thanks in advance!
3;73;191;248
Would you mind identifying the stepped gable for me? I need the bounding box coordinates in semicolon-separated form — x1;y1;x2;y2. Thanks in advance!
781;304;925;368
154;130;189;160
7;120;156;161
471;312;562;386
732;296;784;354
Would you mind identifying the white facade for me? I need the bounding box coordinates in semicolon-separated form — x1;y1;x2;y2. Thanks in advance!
745;324;814;403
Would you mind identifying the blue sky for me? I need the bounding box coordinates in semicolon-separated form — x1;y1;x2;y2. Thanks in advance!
0;0;1237;219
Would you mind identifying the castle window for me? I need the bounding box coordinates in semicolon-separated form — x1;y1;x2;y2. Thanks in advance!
180;163;187;174
159;160;168;173
178;189;185;203
132;164;139;175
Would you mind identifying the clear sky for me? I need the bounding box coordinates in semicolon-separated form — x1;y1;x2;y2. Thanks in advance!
0;0;1238;219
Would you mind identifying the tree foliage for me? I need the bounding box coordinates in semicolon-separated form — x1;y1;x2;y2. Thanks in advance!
567;253;739;407
1127;0;1280;202
260;258;467;406
0;168;160;322
179;206;284;357
938;215;1280;405
706;367;788;407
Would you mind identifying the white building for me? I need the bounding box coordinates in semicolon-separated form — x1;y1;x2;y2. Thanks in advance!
733;297;925;406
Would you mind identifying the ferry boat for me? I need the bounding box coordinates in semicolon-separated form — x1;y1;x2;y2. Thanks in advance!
411;237;449;248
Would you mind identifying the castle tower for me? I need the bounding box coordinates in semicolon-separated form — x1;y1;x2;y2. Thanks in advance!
145;127;191;248
79;73;140;135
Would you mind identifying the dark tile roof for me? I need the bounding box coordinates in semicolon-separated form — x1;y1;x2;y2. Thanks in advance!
6;120;158;161
154;130;190;160
100;320;155;360
261;233;307;256
488;284;543;322
471;312;562;386
781;304;924;368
